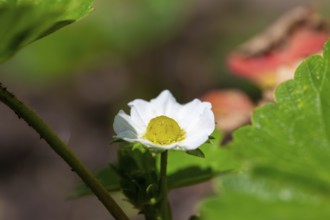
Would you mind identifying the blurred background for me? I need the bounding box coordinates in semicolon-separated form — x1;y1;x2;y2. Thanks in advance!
0;0;329;219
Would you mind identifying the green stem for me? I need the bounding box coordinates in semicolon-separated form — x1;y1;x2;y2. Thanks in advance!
158;150;172;220
0;83;129;220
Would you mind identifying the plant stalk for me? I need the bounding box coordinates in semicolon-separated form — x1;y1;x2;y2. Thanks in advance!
158;150;172;220
0;83;129;220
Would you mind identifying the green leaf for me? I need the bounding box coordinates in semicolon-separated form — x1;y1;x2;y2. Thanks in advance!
167;166;231;189
0;0;93;63
229;40;330;193
198;40;330;219
69;166;121;198
199;174;330;220
186;148;205;158
166;129;240;188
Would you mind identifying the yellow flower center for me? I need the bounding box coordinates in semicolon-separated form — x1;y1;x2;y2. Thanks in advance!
144;115;185;146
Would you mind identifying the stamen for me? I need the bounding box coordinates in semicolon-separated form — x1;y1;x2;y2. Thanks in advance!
143;116;185;145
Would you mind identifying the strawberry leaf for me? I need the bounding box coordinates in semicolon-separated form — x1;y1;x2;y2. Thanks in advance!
198;40;330;219
0;0;93;63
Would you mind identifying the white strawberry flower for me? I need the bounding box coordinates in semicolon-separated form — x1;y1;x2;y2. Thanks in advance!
113;90;215;150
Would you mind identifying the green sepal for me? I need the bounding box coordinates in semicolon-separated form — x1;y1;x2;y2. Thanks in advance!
146;183;159;204
111;137;125;144
186;148;205;158
115;144;159;213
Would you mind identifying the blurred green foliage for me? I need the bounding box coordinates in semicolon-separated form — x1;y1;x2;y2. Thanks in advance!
0;0;93;63
0;0;190;84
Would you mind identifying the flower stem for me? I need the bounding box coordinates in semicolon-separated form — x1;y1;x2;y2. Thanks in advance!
0;83;129;220
158;150;172;220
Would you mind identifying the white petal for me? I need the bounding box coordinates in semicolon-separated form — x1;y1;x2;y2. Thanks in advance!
187;103;215;134
176;100;215;150
176;99;213;132
150;90;180;116
128;99;152;136
179;132;210;150
113;110;138;140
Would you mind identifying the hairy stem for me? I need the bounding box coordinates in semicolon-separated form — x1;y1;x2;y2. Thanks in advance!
0;83;129;220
